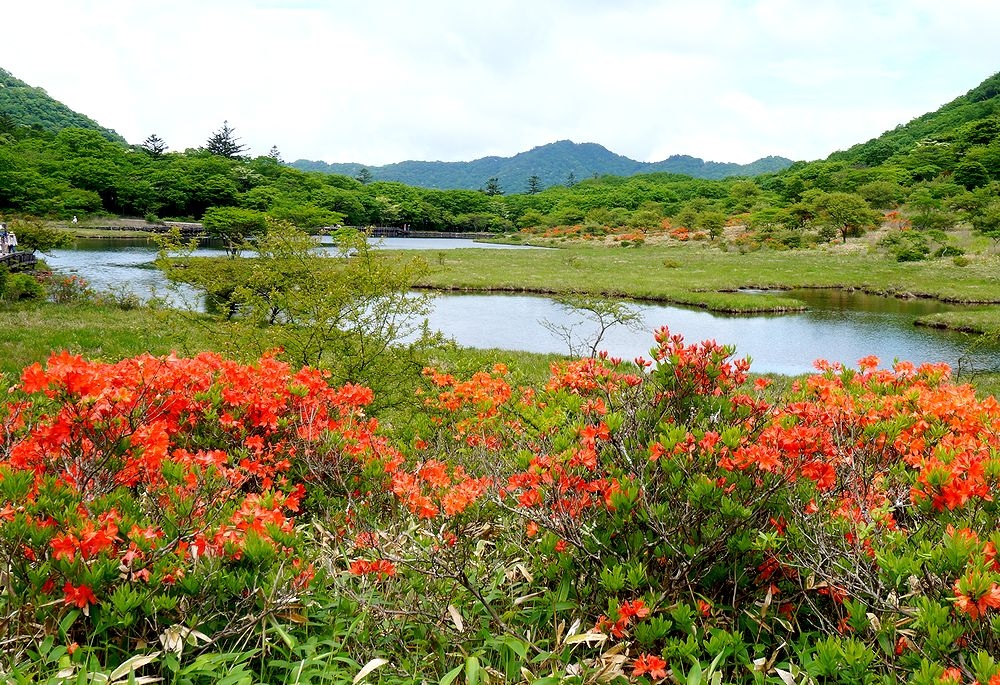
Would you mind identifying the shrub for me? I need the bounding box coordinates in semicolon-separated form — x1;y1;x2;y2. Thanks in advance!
43;273;95;304
3;273;46;301
0;352;381;673
3;339;1000;682
879;229;930;261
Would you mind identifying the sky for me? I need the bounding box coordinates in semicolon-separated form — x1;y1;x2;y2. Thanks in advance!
3;0;1000;166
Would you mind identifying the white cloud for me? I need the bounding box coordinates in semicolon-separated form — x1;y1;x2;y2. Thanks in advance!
2;0;1000;166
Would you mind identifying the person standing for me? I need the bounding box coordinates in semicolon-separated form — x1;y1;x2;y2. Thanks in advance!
0;223;8;254
8;230;16;253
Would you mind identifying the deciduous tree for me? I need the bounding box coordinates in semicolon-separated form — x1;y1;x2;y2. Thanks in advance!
6;218;74;254
814;192;879;243
200;206;267;256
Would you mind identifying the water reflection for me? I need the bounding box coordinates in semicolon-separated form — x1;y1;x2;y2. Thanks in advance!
423;292;999;375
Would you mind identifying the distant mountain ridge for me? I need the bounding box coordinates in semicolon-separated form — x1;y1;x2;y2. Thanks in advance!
0;68;125;143
291;140;794;191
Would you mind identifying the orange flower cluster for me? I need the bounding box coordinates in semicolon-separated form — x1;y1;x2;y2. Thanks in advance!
0;351;379;614
594;598;651;638
349;558;397;579
631;653;668;680
390;460;492;519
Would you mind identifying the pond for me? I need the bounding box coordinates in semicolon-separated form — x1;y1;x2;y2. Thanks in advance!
42;238;1000;375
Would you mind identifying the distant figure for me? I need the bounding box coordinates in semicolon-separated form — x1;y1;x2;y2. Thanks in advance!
0;223;7;254
8;231;16;253
72;215;78;224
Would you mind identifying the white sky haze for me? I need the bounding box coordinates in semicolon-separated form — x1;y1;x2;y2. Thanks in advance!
4;0;1000;165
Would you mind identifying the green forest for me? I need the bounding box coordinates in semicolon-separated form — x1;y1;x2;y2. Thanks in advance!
2;69;1000;255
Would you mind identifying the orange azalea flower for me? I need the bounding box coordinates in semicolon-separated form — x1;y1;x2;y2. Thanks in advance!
954;581;1000;620
632;654;668;680
349;559;396;579
63;582;98;609
620;599;650;620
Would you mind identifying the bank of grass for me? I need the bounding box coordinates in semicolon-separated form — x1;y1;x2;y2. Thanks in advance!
65;227;158;238
916;307;1000;334
407;242;1000;319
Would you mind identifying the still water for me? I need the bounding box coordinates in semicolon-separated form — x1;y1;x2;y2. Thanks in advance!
43;237;1000;375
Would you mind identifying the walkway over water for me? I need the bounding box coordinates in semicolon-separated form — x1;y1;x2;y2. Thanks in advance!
0;251;36;270
364;226;492;239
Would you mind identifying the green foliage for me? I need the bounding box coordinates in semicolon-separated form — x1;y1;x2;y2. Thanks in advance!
971;201;1000;246
878;229;930;261
205;120;247;159
812;191;880;242
696;210;727;240
5;218;74;254
200;206;267;256
1;272;45;301
954;159;991;189
0;68;124;142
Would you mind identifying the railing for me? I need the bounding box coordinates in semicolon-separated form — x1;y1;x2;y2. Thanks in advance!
0;251;37;270
340;226;493;239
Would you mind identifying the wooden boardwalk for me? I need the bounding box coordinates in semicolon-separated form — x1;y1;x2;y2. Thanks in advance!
0;251;37;270
353;226;493;239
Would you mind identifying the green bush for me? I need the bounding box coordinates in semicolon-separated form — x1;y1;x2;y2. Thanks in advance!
3;273;46;301
878;229;930;261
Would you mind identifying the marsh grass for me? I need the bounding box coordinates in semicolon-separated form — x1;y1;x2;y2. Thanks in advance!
407;242;1000;322
916;307;1000;333
0;302;215;377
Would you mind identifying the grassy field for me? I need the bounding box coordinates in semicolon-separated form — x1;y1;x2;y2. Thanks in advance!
0;300;566;393
409;241;1000;322
0;303;213;378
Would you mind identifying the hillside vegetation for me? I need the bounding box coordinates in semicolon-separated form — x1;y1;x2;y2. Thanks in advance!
0;68;124;143
830;71;1000;169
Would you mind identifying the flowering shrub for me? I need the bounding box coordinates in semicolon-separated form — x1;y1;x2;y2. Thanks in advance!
0;351;377;670
41;273;95;304
3;337;1000;683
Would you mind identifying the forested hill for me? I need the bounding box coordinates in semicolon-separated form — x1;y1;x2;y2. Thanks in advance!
290;140;793;191
0;68;125;143
828;70;1000;169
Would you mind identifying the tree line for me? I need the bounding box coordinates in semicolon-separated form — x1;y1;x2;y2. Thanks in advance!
1;110;1000;253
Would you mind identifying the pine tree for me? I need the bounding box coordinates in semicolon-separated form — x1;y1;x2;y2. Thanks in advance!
206;120;247;159
141;133;168;157
527;175;542;194
483;177;503;196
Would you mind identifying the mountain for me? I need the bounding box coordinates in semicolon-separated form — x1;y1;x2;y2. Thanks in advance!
290;140;793;191
0;68;125;143
828;71;1000;168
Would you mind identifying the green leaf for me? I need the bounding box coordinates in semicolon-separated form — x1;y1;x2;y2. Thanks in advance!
687;660;703;685
465;656;480;685
440;664;464;685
